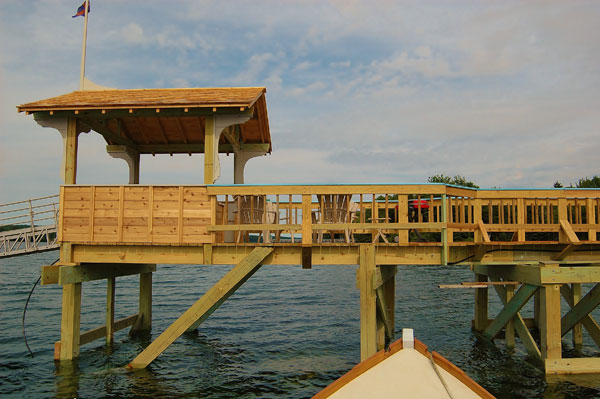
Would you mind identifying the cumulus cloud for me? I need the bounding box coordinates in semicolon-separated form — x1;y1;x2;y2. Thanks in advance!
1;1;599;203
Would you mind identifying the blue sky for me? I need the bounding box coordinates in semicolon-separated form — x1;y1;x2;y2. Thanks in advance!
1;1;599;202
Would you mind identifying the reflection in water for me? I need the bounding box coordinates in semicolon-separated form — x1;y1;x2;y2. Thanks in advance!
54;360;79;399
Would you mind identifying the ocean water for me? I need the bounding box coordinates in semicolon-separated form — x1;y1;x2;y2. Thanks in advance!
2;251;600;398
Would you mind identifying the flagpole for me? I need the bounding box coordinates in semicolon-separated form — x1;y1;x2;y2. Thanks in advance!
79;0;90;90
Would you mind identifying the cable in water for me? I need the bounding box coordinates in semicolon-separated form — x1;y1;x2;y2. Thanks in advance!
22;258;59;357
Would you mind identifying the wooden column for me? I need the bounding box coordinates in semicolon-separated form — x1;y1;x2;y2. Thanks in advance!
59;282;82;360
516;198;526;242
587;198;597;241
138;272;152;332
106;277;115;344
558;198;568;243
107;145;140;184
441;194;448;265
541;284;562;364
204;116;216;184
473;273;488;332
63;118;79;184
358;245;377;361
58;241;82;361
397;195;408;243
572;283;583;349
505;284;515;349
375;265;396;351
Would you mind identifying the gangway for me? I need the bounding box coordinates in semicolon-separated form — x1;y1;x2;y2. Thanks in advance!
0;194;59;257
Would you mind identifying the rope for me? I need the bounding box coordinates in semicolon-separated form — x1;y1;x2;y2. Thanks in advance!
429;352;456;399
22;258;59;357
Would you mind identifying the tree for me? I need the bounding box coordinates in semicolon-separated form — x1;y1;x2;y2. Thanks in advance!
576;176;600;188
553;181;563;188
427;174;479;188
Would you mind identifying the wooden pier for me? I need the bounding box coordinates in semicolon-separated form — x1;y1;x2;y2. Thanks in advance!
17;87;600;375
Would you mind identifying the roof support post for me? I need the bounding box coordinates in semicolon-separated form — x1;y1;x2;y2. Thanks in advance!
107;145;140;184
205;114;254;184
33;116;89;184
234;150;267;184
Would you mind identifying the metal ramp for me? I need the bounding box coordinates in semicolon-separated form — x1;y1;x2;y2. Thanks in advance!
0;195;59;258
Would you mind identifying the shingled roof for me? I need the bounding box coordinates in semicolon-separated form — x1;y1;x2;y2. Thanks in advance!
17;87;266;112
18;87;271;154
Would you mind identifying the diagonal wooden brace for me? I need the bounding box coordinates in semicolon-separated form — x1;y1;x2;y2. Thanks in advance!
126;247;273;369
561;283;600;337
483;283;538;340
488;277;541;359
560;284;600;348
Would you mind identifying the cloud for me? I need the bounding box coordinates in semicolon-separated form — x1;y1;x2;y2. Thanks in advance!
1;0;600;203
121;23;145;44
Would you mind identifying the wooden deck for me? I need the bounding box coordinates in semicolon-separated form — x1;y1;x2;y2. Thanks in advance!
55;184;599;266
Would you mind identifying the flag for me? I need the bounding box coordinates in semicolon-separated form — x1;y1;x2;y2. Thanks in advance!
72;1;90;18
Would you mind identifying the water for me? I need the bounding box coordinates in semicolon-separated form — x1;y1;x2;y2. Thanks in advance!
2;252;600;398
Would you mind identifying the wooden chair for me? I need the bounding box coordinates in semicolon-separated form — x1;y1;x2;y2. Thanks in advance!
316;194;354;243
235;195;267;243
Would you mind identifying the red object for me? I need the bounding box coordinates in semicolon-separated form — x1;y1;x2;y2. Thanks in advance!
409;199;429;209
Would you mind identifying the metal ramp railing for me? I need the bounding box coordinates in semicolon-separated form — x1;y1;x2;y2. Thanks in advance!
0;194;59;258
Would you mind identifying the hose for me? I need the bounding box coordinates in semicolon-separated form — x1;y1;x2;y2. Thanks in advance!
22;258;59;357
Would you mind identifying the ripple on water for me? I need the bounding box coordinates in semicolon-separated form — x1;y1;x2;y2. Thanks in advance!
4;256;600;398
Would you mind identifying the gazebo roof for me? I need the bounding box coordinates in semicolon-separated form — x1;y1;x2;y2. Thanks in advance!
17;87;271;154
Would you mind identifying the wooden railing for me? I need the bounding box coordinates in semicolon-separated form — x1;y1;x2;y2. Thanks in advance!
58;185;600;247
0;194;60;257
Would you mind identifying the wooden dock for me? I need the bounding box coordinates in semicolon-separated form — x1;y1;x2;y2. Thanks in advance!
16;87;600;375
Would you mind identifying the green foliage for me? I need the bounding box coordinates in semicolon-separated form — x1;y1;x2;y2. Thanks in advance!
576;176;600;188
553;181;563;188
0;224;28;232
427;174;479;188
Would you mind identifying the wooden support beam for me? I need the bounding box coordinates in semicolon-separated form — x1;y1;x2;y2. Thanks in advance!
79;118;136;148
441;194;448;265
136;272;152;333
473;263;542;286
571;283;583;348
552;244;577;261
505;284;515;348
541;284;562;361
483;283;538;340
106;277;115;344
561;283;600;337
59;283;82;360
546;358;600;375
127;247;273;369
302;194;312;246
489;277;541;359
473;274;488;333
58;263;157;285
204;115;216;184
540;266;600;284
64;119;79;184
302;246;312;269
478;220;490;243
374;265;396;344
358;245;377;361
560;284;600;348
559;219;580;244
54;314;139;359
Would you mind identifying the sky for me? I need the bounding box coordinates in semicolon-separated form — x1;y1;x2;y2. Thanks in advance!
1;0;599;203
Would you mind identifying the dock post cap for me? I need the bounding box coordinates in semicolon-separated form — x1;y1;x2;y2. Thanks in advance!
402;328;414;349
